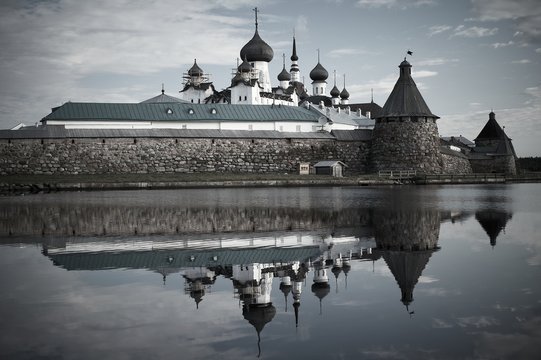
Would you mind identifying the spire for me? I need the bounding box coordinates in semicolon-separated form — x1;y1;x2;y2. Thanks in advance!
291;34;298;61
161;83;164;95
290;33;300;82
253;7;258;30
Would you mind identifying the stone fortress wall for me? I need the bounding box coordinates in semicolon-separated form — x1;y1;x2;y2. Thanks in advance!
0;136;369;176
0;133;471;177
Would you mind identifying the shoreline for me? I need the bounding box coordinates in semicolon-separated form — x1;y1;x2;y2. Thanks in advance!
1;173;540;194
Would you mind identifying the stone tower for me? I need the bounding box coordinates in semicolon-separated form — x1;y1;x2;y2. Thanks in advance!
371;58;442;173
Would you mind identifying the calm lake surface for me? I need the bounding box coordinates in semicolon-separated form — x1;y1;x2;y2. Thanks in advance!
0;184;540;359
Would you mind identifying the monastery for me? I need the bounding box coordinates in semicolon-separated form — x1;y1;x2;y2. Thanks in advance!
0;9;518;175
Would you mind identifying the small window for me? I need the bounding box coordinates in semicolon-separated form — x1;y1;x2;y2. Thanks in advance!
239;96;242;101
315;88;318;94
244;96;247;100
248;124;253;131
166;108;173;114
191;99;193;103
198;99;200;104
188;109;194;114
211;108;217;114
296;125;301;132
182;124;187;129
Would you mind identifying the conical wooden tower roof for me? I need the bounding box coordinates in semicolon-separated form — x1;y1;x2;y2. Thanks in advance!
378;59;439;119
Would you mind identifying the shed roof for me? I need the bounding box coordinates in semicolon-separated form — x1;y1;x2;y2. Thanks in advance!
41;102;322;123
331;129;373;141
314;160;347;167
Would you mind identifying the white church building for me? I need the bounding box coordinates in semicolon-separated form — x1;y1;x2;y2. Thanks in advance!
39;8;375;132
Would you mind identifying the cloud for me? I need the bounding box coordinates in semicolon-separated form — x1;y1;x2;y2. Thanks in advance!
512;59;531;64
328;48;379;58
471;0;541;44
491;40;515;48
356;0;435;9
458;316;500;328
432;318;454;328
536;48;541;53
417;58;459;66
428;25;452;37
418;275;439;283
413;70;438;78
452;25;498;38
295;15;309;33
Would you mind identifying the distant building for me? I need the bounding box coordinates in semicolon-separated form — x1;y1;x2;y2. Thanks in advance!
314;160;347;177
468;111;517;174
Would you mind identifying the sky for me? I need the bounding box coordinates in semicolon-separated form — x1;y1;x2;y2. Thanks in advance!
0;0;540;156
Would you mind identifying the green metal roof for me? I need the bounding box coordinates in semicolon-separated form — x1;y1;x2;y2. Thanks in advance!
48;246;322;271
42;102;322;123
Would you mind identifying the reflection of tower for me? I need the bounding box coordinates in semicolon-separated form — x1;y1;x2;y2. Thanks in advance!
373;208;441;314
475;210;512;247
331;257;343;293
242;303;276;358
279;274;292;312
233;263;276;357
290;263;308;328
312;261;330;315
182;267;216;309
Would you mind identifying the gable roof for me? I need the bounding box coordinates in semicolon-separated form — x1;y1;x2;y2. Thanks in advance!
41;102;322;123
140;92;188;104
378;59;438;119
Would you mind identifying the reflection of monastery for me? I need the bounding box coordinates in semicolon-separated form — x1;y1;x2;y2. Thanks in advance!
34;209;511;351
1;9;517;175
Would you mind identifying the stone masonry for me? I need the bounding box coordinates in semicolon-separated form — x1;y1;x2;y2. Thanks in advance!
0;137;370;176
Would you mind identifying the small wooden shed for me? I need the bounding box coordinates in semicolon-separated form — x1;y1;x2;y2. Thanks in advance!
313;161;347;177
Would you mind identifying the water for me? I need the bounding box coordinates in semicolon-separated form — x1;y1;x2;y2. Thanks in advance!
0;184;540;359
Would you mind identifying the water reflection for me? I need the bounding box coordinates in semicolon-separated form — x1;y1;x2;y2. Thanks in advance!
1;186;534;360
475;210;513;247
35;207;450;357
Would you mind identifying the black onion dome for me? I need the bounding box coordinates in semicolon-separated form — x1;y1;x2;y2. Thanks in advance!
310;62;328;82
330;85;340;97
340;87;349;99
238;58;252;73
188;59;204;77
278;66;291;81
240;30;274;62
